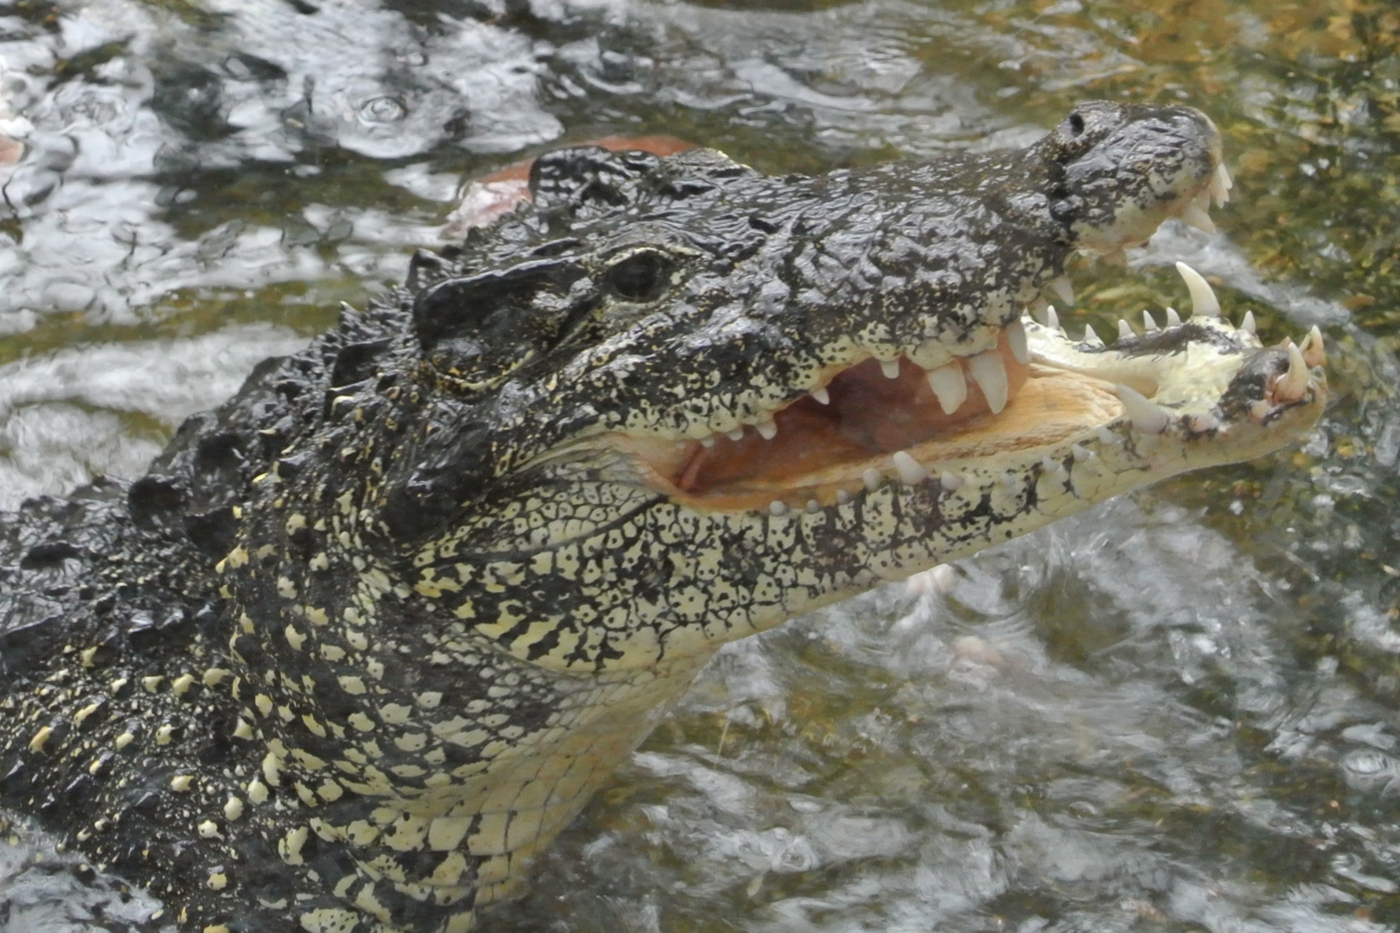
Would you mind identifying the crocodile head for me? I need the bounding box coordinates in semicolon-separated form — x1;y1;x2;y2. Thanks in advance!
378;101;1324;672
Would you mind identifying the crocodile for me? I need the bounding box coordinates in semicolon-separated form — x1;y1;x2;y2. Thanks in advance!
0;101;1326;933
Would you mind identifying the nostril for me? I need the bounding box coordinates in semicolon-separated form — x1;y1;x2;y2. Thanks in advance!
1068;113;1086;137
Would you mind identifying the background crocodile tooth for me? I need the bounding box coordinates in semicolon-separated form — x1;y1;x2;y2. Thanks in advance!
1142;310;1159;332
700;436;716;448
1041;455;1064;474
1240;310;1256;334
1194;188;1211;211
1006;319;1029;364
1181;200;1216;233
1118;319;1134;339
1000;472;1018;489
1115;384;1171;434
805;499;821;514
1165;307;1181;327
939;470;964;491
1070;443;1091;461
862;468;883;491
810;386;830;405
1211;162;1234;206
1048;275;1074;307
967;351;1008;414
835;489;852;505
892;450;927;484
756;419;778;440
1275;344;1310;403
880;359;901;379
726;427;745;441
768;500;789;516
925;362;967;414
1301;325;1326;367
1083;324;1103;347
1176;262;1221;317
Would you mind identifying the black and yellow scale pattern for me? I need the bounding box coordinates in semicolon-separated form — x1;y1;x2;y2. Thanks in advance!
0;102;1326;932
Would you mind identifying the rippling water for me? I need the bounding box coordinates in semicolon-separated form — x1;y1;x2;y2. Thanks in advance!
2;0;1399;930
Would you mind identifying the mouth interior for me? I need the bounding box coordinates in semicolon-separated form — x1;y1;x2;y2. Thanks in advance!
677;334;1030;496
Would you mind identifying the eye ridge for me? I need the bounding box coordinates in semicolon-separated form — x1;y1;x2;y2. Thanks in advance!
605;250;673;302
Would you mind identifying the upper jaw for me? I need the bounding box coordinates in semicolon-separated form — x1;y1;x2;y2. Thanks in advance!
590;260;1324;517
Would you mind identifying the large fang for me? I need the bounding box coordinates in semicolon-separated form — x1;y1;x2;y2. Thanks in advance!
926;362;968;415
1211;162;1233;207
1181;200;1216;234
756;419;778;440
1175;262;1221;317
1048;275;1075;307
1006;318;1029;365
880;359;902;379
1114;384;1171;434
811;386;831;405
892;450;927;484
967;350;1009;414
1240;310;1256;335
1275;343;1311;403
1300;325;1326;368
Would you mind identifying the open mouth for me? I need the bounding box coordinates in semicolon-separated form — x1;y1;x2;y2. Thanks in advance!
601;162;1324;516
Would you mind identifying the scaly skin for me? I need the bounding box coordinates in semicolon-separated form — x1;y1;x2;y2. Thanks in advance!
0;102;1324;932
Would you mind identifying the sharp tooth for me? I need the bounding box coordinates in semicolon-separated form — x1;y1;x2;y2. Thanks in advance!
836;489;853;505
1095;425;1122;446
1195;188;1211;212
1301;325;1326;367
1118;319;1134;339
811;386;830;405
1041;456;1064;474
805;499;821;514
1083;324;1103;348
1165;307;1181;327
1070;443;1091;461
967;350;1009;414
1006;318;1029;365
1181;200;1216;234
1000;472;1018;489
1275;343;1310;403
755;419;778;440
1240;310;1256;335
768;500;788;516
892;450;927;484
1114;384;1171;435
1043;304;1061;330
1031;296;1049;319
700;436;716;448
926;362;967;415
880;358;902;379
1175;262;1221;317
726;427;746;442
939;470;964;491
862;468;884;491
1188;412;1218;433
1143;310;1159;332
1049;275;1075;307
1212;162;1233;207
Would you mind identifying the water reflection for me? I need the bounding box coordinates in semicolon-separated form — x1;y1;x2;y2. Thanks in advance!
1;0;1399;931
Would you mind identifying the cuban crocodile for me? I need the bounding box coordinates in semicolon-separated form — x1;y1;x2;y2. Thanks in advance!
0;101;1326;933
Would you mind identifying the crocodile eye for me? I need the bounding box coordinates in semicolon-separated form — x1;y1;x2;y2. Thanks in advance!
605;250;673;302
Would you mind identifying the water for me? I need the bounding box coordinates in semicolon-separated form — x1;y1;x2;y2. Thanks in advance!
2;0;1399;930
